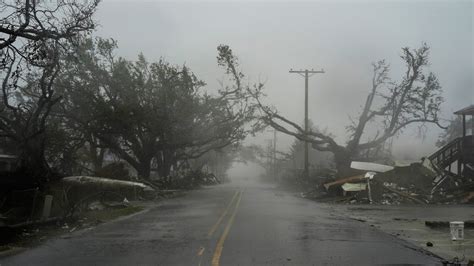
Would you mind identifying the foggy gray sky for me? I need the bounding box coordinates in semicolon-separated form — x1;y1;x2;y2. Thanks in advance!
94;0;473;160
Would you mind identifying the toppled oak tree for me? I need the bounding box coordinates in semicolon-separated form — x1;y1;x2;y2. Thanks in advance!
252;44;444;176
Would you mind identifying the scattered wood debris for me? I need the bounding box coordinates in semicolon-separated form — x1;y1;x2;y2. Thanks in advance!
306;159;474;205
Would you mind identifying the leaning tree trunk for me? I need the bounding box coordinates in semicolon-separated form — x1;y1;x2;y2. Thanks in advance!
157;149;174;178
88;139;105;172
16;133;53;186
136;159;152;180
159;159;172;182
332;146;356;178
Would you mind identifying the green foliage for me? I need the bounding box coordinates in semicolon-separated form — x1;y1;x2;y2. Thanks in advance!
56;38;257;179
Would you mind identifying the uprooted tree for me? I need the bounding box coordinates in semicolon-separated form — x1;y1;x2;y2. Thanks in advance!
0;0;99;183
251;44;444;176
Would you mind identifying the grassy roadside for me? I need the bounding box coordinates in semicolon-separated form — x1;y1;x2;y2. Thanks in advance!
0;187;193;258
0;205;145;257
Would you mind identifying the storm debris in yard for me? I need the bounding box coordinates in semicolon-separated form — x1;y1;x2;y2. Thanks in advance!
350;161;394;173
341;183;367;193
61;176;153;190
0;175;156;250
379;184;427;205
42;176;155;218
310;158;474;205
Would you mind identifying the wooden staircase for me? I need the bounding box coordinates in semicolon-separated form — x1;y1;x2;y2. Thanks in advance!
429;137;463;171
429;136;473;192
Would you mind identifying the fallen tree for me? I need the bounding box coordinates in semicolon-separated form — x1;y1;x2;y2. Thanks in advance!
251;44;445;176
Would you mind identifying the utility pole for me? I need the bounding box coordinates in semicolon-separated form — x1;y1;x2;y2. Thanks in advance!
289;68;324;180
266;129;277;180
273;129;277;175
271;129;277;180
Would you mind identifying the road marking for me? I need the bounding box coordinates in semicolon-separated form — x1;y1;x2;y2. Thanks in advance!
196;246;206;266
211;190;242;266
197;246;205;256
207;190;239;238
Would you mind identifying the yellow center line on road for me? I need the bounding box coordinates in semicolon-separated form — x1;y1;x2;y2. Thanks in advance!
211;190;243;266
207;190;240;238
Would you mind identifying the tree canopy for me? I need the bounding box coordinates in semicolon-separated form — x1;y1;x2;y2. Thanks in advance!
55;39;257;179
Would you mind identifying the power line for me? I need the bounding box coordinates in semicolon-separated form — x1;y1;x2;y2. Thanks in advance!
289;68;324;180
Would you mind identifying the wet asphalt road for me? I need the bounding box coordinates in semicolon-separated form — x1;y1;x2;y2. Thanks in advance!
1;179;441;265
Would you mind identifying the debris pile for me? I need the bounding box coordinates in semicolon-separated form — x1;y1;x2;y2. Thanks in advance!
56;176;156;207
303;159;474;205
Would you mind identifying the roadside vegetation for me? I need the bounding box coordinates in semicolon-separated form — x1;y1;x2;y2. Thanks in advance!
0;0;258;243
1;0;471;253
